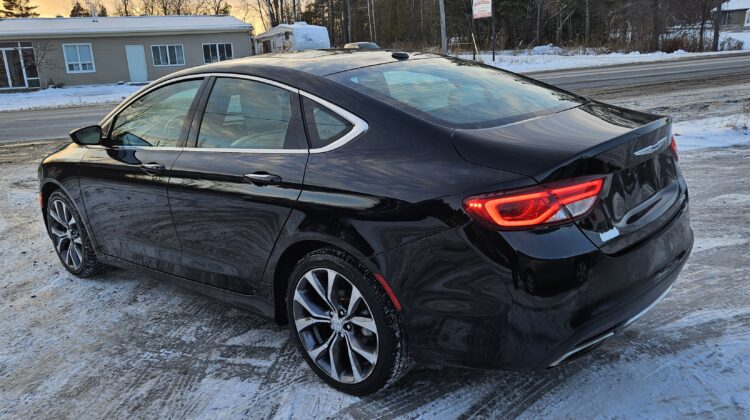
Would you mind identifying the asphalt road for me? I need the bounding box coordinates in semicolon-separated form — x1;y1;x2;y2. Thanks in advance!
0;104;113;144
529;51;750;91
1;52;749;143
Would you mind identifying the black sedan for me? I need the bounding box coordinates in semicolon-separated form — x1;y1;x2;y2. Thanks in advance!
39;50;693;395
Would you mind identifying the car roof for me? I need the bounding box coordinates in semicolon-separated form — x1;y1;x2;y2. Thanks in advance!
176;50;441;78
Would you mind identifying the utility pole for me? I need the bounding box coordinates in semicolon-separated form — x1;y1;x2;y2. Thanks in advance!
366;0;373;41
712;0;722;51
491;2;496;61
328;0;335;46
346;0;352;43
439;0;447;54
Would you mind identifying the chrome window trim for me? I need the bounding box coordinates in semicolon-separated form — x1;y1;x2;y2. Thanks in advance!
183;147;308;154
86;145;184;152
299;90;369;154
100;72;368;154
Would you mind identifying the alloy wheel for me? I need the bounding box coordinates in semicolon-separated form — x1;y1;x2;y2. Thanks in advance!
292;268;379;384
48;199;84;271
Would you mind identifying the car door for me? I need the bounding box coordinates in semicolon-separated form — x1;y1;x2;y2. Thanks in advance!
78;77;206;271
167;76;308;294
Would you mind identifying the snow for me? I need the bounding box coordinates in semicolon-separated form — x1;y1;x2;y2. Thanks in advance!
1;77;750;417
718;0;750;11
0;84;140;112
462;47;738;73
673;115;750;150
721;31;750;50
0;15;251;37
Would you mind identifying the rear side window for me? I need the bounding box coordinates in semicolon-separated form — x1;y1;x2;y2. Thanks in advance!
302;97;353;149
197;78;296;150
110;79;202;147
327;58;583;129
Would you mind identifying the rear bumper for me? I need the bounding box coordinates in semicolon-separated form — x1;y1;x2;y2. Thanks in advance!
371;197;693;370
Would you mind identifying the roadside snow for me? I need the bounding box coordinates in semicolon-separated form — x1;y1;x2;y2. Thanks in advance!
722;31;750;50
463;48;737;73
674;115;750;150
0;84;140;112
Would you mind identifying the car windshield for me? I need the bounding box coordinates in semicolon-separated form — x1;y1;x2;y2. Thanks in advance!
327;58;583;129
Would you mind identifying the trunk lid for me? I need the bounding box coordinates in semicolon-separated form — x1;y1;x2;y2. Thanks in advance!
453;102;686;254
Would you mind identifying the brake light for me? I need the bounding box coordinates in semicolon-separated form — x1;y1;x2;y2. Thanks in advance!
669;136;678;161
464;178;604;229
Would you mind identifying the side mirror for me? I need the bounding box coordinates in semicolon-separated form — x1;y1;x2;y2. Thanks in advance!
70;125;103;145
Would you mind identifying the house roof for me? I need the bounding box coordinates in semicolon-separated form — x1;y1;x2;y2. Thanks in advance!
0;15;252;40
718;0;750;11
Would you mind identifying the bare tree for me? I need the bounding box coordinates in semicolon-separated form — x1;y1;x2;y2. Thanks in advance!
30;41;61;88
113;0;139;15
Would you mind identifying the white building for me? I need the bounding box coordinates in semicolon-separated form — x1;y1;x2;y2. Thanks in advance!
253;22;330;54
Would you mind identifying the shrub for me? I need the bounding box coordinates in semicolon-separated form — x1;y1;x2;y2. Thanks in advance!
720;37;745;51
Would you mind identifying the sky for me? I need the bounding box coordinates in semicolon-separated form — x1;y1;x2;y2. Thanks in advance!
32;0;264;32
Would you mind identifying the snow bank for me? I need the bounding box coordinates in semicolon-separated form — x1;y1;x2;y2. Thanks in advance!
0;84;140;112
460;48;735;73
530;44;564;55
721;31;750;50
674;116;750;151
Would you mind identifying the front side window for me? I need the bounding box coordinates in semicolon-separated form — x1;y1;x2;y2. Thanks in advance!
63;43;95;73
197;77;294;150
203;43;233;64
110;79;202;147
302;97;353;149
328;58;583;129
152;45;184;66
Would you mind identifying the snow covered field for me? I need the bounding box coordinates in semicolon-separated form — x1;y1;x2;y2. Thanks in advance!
463;45;745;73
0;84;140;112
0;140;748;418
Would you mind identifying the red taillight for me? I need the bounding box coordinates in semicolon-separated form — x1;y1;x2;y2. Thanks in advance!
669;136;679;161
464;178;604;229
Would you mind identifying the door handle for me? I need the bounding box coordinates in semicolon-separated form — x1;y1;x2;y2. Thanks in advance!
140;163;166;176
243;173;282;185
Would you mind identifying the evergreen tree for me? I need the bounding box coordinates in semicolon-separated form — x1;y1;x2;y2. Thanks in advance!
2;0;40;17
70;1;87;17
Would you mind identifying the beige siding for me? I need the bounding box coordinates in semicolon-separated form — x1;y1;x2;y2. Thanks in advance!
31;32;251;86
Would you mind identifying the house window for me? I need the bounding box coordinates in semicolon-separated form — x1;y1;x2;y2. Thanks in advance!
203;43;233;64
151;45;185;66
0;41;39;89
63;43;95;73
722;11;734;26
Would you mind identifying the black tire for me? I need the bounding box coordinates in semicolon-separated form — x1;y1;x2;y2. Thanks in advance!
286;248;411;395
46;190;103;278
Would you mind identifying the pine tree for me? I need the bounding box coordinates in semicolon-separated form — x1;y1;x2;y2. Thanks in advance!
70;1;87;17
98;4;108;16
217;3;231;15
2;0;39;17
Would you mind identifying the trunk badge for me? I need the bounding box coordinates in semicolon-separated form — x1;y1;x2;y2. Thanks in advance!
634;137;669;157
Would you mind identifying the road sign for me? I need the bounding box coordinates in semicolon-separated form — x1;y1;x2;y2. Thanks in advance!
472;0;492;19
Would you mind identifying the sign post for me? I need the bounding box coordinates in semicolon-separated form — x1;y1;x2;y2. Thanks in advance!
472;0;495;61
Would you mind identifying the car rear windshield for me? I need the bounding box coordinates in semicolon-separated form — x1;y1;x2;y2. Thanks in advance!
327;58;583;129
